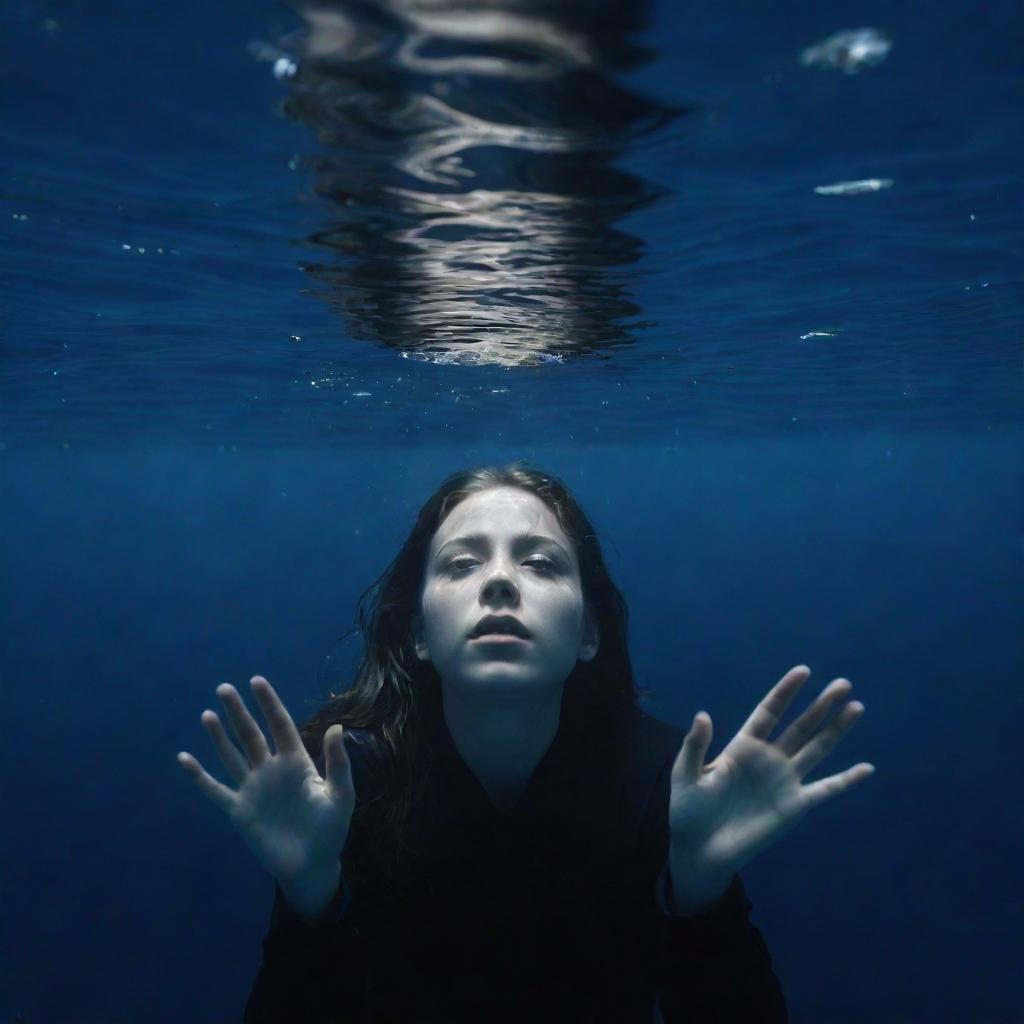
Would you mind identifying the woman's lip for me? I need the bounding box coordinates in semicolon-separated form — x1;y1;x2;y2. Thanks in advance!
470;633;530;642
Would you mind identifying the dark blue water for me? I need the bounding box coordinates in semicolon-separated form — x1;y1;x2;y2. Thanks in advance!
3;0;1021;442
2;0;1022;1021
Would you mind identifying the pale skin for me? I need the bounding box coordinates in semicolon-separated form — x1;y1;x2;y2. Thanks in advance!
667;665;875;914
176;677;356;919
412;487;598;808
177;487;875;919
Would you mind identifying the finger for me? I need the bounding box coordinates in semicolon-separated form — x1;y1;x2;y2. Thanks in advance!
248;676;306;757
176;751;237;814
739;665;812;741
790;701;866;779
323;724;356;804
216;683;272;767
671;712;712;788
775;678;853;757
200;709;250;785
799;762;876;812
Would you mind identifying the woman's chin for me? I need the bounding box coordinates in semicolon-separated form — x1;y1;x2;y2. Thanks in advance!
446;665;560;693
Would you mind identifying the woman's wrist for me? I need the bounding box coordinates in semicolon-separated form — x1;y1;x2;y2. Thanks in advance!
667;847;733;916
279;859;343;921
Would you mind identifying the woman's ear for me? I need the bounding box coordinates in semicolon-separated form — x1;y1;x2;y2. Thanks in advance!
578;606;599;663
412;613;430;662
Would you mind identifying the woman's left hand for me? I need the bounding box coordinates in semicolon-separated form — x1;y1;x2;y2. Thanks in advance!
668;665;875;900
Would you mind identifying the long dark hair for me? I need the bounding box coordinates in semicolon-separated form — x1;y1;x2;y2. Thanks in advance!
297;461;650;886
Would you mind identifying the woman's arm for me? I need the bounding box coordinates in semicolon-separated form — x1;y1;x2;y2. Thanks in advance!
654;665;873;1023
244;874;368;1024
176;676;368;1023
654;870;788;1023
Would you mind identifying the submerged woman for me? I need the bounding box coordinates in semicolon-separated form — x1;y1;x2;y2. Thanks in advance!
177;463;874;1023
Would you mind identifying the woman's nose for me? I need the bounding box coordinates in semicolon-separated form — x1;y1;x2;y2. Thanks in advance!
481;568;518;600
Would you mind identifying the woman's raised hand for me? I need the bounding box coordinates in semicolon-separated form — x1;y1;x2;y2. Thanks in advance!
177;676;356;912
668;666;875;900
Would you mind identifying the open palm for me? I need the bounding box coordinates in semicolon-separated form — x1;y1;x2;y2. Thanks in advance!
177;675;356;890
226;742;353;882
669;665;875;878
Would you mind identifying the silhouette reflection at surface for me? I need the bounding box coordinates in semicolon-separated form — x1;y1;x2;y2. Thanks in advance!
256;0;690;367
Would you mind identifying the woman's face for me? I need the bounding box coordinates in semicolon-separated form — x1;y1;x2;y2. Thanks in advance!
415;486;599;697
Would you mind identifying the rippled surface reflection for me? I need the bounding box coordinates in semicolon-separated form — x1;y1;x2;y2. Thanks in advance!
261;0;689;366
3;0;1020;446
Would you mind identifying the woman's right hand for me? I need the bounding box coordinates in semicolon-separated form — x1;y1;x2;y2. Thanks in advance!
177;675;356;914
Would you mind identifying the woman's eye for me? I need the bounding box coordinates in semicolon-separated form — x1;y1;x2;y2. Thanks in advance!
526;558;556;573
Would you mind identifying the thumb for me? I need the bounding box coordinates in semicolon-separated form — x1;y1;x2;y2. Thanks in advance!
672;711;712;788
323;724;355;804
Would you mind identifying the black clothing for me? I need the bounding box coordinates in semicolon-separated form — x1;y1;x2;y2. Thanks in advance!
244;697;787;1023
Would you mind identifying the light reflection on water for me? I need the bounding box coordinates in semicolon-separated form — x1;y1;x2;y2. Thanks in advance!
259;0;689;367
4;1;1020;445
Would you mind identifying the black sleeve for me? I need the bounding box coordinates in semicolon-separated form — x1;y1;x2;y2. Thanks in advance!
631;720;788;1024
655;871;788;1024
243;873;368;1024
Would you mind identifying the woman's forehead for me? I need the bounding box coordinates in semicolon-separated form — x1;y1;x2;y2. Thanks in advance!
432;487;567;549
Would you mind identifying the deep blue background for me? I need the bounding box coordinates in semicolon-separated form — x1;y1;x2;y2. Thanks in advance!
2;0;1023;1021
